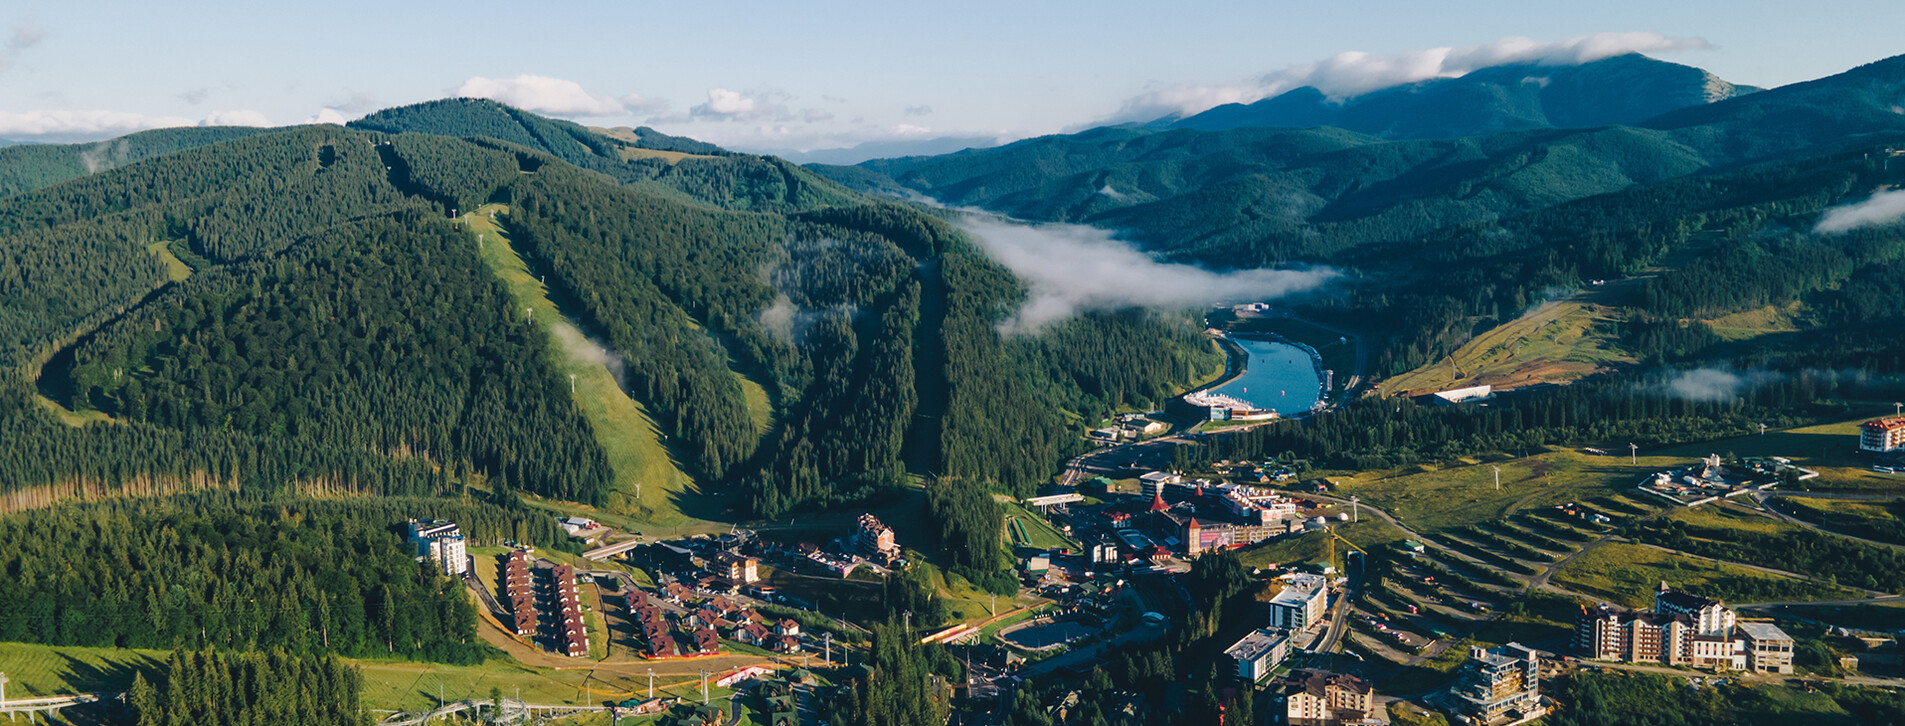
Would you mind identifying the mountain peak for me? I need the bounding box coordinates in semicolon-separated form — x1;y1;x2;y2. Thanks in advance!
1172;53;1756;139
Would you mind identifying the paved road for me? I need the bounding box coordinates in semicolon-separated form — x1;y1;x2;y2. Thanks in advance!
1735;595;1905;609
1761;490;1904;501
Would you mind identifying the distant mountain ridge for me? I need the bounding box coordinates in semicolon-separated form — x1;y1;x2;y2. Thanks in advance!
826;53;1905;270
1170;53;1758;139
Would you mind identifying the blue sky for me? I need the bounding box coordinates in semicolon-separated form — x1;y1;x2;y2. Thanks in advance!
3;0;1902;150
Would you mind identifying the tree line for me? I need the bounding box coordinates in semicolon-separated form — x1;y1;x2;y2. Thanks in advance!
127;647;367;726
0;495;505;663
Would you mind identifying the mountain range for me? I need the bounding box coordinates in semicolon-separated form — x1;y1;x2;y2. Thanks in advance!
824;54;1905;270
1167;53;1759;140
5;51;1905;561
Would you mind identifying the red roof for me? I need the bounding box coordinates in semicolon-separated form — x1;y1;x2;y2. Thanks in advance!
1865;417;1905;431
1148;492;1169;512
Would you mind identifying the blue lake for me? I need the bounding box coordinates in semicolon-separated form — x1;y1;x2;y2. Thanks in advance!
1209;337;1324;415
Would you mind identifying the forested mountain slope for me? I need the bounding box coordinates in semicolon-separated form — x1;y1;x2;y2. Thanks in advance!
1172;53;1757;139
0;104;1220;561
352;98;861;214
0;126;278;198
833;54;1905;270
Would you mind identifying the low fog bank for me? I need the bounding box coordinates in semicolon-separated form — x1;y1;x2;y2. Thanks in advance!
953;214;1337;333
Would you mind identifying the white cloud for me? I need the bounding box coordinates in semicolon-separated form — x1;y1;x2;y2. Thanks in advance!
454;74;665;117
1112;31;1711;121
802;108;835;123
1815;189;1905;234
305;108;351;125
1;20;48;74
690;87;792;122
954;214;1336;332
0;108;281;142
200;109;272;127
10;21;46;48
904;105;933;117
0;109;194;139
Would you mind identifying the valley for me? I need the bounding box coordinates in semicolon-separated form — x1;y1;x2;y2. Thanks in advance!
3;40;1905;726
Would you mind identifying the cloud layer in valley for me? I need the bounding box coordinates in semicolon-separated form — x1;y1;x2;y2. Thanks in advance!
1814;189;1905;234
454;74;666;117
955;214;1336;333
1113;31;1711;122
1648;368;1783;402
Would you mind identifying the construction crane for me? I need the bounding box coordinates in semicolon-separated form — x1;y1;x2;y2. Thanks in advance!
1323;524;1368;576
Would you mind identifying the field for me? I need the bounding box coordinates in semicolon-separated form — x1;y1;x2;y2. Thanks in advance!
1381;299;1632;395
1003;502;1079;551
1237;518;1408;570
1668;502;1792;534
1337;450;1658;534
0;640;746;713
1776;497;1905;544
1700;303;1804;342
146;240;192;282
1650;416;1905;494
0;641;163;697
461;205;725;534
356;658;737;712
1551;543;1857;608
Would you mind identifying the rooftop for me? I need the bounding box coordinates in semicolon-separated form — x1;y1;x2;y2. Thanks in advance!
1268;575;1327;607
1865;417;1905;431
1738;622;1793;642
1225;628;1289;662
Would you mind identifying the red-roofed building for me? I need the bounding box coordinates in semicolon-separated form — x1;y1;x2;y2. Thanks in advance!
1862;417;1905;453
737;622;772;646
694;627;721;653
648;635;677;657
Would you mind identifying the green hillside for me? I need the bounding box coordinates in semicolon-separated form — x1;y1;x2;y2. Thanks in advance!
1172;53;1758;139
839;54;1905;273
0;125;279;198
0;105;1221;559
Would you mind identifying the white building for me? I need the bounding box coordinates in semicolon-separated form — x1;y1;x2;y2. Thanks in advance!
1861;418;1905;453
1138;471;1181;500
1225;628;1290;682
1267;573;1329;631
405;519;468;576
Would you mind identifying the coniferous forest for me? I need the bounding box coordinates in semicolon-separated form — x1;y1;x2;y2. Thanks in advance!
9;50;1905;723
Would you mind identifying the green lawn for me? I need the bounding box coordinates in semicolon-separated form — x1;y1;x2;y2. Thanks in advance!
461;205;724;534
146;240;192;282
1380;300;1631;395
1778;496;1905;545
1003;502;1079;551
1552;543;1857;608
1237;518;1408;571
1337;450;1655;534
1652;416;1905;495
0;641;702;713
0;641;163;697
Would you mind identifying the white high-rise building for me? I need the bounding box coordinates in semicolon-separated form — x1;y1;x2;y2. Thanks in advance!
406;519;468;576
